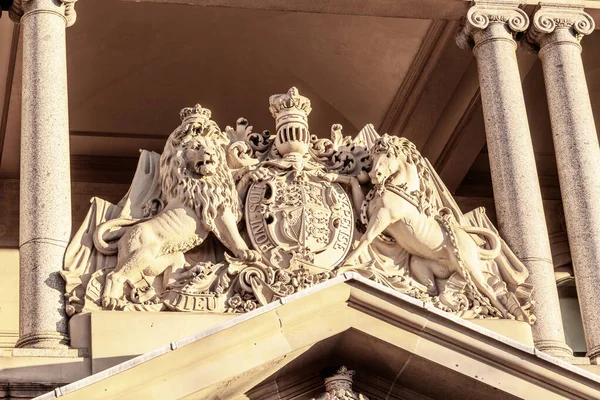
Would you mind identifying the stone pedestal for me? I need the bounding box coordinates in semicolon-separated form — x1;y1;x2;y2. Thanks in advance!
10;0;78;348
524;5;600;363
457;2;571;357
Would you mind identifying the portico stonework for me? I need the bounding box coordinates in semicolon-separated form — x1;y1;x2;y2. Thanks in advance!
8;0;79;349
62;87;535;325
524;4;600;364
29;276;600;400
456;1;571;357
1;0;600;398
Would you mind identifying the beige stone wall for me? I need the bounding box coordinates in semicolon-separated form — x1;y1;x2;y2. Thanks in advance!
0;182;20;346
0;180;19;249
0;249;18;348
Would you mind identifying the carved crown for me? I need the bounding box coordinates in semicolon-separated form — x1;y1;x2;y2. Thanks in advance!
268;87;312;128
180;104;212;125
324;366;355;391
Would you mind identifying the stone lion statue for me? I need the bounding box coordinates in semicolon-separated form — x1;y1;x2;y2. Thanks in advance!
95;106;260;308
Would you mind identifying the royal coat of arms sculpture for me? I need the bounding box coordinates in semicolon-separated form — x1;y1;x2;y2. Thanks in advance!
62;87;535;323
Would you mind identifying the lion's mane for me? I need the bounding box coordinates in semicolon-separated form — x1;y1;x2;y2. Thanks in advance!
159;119;241;232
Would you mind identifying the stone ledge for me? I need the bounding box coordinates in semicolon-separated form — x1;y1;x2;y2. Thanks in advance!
0;353;92;384
0;381;64;400
0;330;18;348
10;347;89;358
561;356;591;365
468;318;534;347
34;275;600;400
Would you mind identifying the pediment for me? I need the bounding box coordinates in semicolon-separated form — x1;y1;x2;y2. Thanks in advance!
39;275;600;400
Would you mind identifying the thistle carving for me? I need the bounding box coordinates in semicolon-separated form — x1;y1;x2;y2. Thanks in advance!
456;2;529;50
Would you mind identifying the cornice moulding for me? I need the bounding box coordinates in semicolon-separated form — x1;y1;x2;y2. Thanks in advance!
34;275;600;400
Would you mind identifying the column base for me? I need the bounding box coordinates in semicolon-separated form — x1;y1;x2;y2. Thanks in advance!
587;345;600;365
534;339;574;358
16;330;70;349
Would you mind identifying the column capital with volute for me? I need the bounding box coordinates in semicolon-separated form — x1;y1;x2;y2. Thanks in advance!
523;4;595;53
9;0;78;27
456;2;529;51
454;0;573;358
521;2;600;364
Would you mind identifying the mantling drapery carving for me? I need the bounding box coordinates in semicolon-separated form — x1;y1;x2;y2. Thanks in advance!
62;87;535;324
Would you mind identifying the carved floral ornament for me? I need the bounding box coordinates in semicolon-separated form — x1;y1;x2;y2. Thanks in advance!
62;87;536;325
9;0;78;27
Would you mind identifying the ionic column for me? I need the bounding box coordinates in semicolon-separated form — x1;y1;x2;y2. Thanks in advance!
457;2;572;357
9;0;78;348
524;5;600;363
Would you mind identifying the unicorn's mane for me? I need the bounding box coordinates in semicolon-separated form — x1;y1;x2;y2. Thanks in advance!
374;134;438;215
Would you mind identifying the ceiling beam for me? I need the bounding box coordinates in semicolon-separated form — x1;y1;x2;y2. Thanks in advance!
118;0;600;19
396;30;474;151
379;20;458;137
420;59;479;163
119;0;470;20
432;99;486;193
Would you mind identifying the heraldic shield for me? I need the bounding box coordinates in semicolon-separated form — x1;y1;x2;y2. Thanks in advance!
245;173;354;271
61;87;533;325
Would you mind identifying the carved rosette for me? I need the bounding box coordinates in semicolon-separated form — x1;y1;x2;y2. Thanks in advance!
456;3;529;50
523;5;595;53
10;0;78;27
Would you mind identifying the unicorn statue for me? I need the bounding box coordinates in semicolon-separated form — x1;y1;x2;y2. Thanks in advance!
342;133;534;322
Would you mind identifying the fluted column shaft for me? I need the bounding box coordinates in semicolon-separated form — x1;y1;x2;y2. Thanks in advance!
525;5;600;363
10;0;77;348
457;2;571;357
